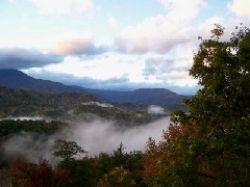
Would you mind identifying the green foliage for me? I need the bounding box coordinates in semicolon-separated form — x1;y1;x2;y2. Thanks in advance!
142;24;250;186
74;104;158;125
97;166;134;187
0;86;167;124
53;140;85;162
0;86;96;118
60;144;145;187
0;120;61;137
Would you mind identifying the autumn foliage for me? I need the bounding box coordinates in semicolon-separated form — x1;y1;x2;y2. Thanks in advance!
141;24;250;186
10;159;69;187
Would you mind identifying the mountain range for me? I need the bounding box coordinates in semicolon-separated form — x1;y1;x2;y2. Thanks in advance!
0;69;187;108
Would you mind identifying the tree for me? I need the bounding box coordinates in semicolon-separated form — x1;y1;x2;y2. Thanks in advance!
97;166;134;187
142;24;250;186
188;24;250;127
53;140;85;162
112;143;127;166
10;159;69;187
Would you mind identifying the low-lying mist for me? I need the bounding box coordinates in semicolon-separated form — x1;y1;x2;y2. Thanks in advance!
2;117;170;163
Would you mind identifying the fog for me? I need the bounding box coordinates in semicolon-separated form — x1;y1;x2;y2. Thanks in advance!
2;132;57;163
0;116;45;121
69;117;170;155
81;101;114;108
147;105;165;115
2;117;170;163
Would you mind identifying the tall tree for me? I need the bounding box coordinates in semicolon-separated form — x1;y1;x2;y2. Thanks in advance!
53;140;85;162
142;25;250;186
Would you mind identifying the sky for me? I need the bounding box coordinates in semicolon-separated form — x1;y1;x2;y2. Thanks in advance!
0;0;249;94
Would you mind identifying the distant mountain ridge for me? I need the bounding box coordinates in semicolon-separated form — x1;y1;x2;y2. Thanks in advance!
0;86;161;125
0;69;187;107
85;88;186;108
0;69;84;94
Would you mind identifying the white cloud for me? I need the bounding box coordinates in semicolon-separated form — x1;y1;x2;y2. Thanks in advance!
144;57;174;77
228;0;250;17
116;15;189;54
158;0;205;21
116;0;205;54
143;50;192;79
107;16;117;28
30;0;93;15
26;50;195;87
165;70;188;79
39;52;146;82
52;37;106;56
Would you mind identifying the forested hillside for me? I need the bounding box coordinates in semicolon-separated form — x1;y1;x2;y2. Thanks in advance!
0;86;96;117
0;86;161;125
85;88;187;109
0;69;187;108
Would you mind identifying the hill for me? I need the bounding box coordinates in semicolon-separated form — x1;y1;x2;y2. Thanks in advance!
86;88;187;109
0;69;187;108
0;86;97;118
0;69;84;94
0;86;162;125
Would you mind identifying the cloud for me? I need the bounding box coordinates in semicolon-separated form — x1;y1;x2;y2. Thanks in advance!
23;69;130;89
144;57;173;77
115;0;205;54
23;68;198;95
228;0;250;17
158;0;205;18
115;15;189;54
107;16;118;28
143;56;190;80
0;48;62;69
28;52;146;81
69;117;170;155
52;38;107;56
157;70;189;80
147;105;165;115
2;117;170;162
29;0;93;15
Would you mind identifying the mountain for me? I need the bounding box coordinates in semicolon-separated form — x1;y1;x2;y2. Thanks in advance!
0;69;187;108
85;88;186;109
0;86;161;125
0;86;96;107
0;86;97;117
0;69;84;94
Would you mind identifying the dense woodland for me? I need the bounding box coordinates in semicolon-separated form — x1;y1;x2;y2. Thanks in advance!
0;86;166;125
0;25;249;186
